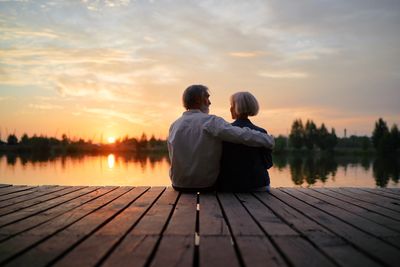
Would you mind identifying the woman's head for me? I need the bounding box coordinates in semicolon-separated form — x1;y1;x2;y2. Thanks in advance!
230;92;259;119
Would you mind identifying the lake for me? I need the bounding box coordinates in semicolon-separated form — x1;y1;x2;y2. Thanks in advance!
0;153;399;188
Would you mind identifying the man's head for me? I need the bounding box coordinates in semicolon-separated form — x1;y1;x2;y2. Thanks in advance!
182;84;211;114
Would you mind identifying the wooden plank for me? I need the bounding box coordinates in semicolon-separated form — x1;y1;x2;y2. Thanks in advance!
218;193;293;267
341;188;400;213
236;193;298;237
150;236;193;267
199;192;230;236
0;186;114;242
148;192;197;267
199;193;239;267
271;189;400;267
218;193;263;235
378;188;400;196
0;187;131;264
0;186;77;217
200;236;240;267
1;187;146;267
284;188;400;248
0;186;66;209
311;188;400;232
0;184;12;189
0;186;88;227
238;194;356;266
0;186;37;197
163;192;197;235
361;188;400;201
319;188;400;221
0;187;40;203
54;187;165;267
101;188;179;267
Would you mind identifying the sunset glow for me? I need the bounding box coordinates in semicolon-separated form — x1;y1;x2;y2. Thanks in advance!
0;0;399;140
107;137;116;144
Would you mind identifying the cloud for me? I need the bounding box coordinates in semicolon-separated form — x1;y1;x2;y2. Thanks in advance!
82;0;131;11
0;46;180;103
84;107;146;125
29;104;64;110
0;27;60;40
258;71;309;79
228;51;266;58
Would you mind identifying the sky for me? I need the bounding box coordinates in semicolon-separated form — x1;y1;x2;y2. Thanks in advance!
0;0;399;142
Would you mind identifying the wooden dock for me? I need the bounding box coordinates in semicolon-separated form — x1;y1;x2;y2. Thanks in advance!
0;185;399;267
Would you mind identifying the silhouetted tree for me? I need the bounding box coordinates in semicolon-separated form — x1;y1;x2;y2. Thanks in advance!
390;124;400;151
361;136;371;151
7;134;18;145
20;133;29;145
373;157;391;187
304;120;317;150
316;123;329;150
138;133;148;149
274;135;288;153
149;134;157;148
372;118;389;149
326;128;338;151
289;119;304;149
61;134;69;146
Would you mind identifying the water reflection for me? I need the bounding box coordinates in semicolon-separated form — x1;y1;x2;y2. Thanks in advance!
273;153;399;187
107;154;115;169
0;152;171;186
0;152;399;187
373;156;399;187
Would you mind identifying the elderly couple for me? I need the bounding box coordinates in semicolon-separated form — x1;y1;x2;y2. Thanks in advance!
167;84;274;192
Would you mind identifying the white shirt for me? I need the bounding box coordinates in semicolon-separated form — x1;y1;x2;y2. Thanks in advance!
167;109;275;189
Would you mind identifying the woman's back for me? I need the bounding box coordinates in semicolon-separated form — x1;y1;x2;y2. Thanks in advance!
217;118;273;192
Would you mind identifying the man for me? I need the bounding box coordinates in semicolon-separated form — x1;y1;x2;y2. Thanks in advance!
168;84;275;191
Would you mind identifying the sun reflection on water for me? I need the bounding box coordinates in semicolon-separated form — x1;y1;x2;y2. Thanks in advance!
107;154;115;169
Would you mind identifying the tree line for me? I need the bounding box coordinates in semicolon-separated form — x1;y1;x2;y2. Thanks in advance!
0;133;167;154
1;117;399;154
273;117;400;153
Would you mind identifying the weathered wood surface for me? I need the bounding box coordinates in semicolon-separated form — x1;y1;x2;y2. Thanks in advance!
0;185;399;267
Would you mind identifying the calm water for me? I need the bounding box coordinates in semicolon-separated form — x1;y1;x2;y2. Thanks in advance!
0;153;399;188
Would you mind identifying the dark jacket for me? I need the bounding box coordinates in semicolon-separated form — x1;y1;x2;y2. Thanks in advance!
217;119;273;192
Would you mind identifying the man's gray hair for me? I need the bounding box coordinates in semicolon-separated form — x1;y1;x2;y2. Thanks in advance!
182;84;209;109
231;91;259;117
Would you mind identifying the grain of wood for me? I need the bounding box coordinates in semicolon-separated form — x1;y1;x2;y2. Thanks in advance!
0;186;89;227
102;188;179;267
54;187;164;267
0;187;132;265
257;190;380;267
4;187;147;267
0;186;113;242
360;188;400;201
0;187;40;203
0;186;66;209
319;188;400;221
284;188;400;245
0;186;37;197
309;188;400;232
340;188;400;213
272;189;400;267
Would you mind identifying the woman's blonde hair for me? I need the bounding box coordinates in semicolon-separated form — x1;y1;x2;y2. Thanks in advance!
230;91;259;117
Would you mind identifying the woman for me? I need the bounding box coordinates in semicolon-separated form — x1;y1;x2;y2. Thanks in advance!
217;92;273;192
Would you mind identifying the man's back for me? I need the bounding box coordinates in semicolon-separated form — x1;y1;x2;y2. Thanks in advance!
168;110;222;188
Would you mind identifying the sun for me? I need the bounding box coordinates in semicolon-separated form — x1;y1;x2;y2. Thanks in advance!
107;136;116;144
